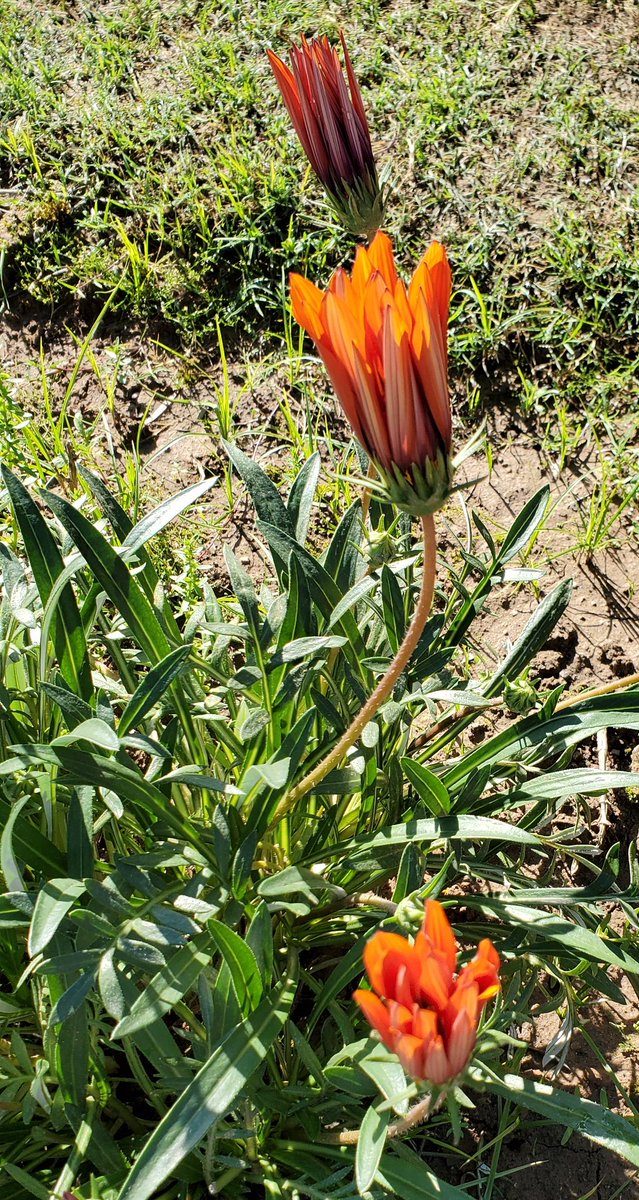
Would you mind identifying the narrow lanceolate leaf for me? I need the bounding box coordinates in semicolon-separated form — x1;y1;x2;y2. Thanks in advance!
484;579;573;696
5;745;205;851
116;963;297;1200
443;691;639;791
287;451;320;545
474;1067;639;1168
306;815;543;865
0;792;65;878
28;877;86;956
377;1147;470;1200
468;900;639;973
401;758;450;816
120;477;218;560
504;768;639;804
498;484;550;564
356;1100;390;1194
223;440;292;535
1;465;92;701
42;490;173;665
112;933;212;1038
118;645;192;736
208;919;263;1013
1;796;32;891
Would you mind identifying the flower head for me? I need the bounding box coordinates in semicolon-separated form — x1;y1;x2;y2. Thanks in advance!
354;900;500;1085
290;231;453;516
268;33;383;239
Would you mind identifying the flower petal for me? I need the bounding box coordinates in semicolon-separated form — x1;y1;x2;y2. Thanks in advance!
422;1034;451;1085
422;900;457;977
354;989;392;1047
363;931;418;1000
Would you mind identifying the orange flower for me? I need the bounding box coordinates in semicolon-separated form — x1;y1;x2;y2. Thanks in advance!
354;900;500;1085
268;34;383;239
290;232;453;515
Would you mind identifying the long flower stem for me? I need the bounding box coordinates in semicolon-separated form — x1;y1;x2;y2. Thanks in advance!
555;671;639;712
273;514;437;823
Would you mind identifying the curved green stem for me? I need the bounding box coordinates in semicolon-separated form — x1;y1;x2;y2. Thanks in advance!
273;514;437;823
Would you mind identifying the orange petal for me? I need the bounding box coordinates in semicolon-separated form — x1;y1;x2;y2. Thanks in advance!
478;938;501;972
422;1034;451;1085
354;989;392;1047
367;231;399;292
388;1000;414;1035
351;346;391;466
414;934;453;1011
290;273;326;343
382;304;418;472
363;931;418;1000
446;1008;476;1077
394;1032;426;1079
410;291;451;449
456;940;501;1005
422;901;457;977
423;241;452;348
411;1005;438;1045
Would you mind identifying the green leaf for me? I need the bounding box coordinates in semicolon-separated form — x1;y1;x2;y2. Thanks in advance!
5;744;208;854
484;579;573;696
208;919;263;1013
0;796;30;891
78;464;133;538
42;490;173;665
381;565;405;654
306;815;543;866
470;900;639;973
270;634;347;664
475;1066;639;1168
48;970;96;1025
112;932;212;1038
505;768;639;804
116;964;297;1200
224;546;261;636
443;691;639;792
28;877;86;956
287;452;320;545
42;681;94;728
401;759;450;816
120;477;217;559
118;645;192;736
0;792;65;878
1;465;92;701
257;521;368;667
377;1146;470;1199
356;1044;409;1116
322;499;362;591
498;484;549;564
224;440;291;536
356;1100;390;1194
52;718;120;752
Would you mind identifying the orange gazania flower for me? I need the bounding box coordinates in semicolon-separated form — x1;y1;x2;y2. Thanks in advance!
290;232;453;515
268;34;383;239
354;900;500;1085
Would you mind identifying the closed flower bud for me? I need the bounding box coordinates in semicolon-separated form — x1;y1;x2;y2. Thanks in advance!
268;33;384;240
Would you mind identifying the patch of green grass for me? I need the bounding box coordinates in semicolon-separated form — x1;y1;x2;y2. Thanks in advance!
1;0;638;429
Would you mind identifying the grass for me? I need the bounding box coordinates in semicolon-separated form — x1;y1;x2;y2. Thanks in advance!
1;0;638;414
